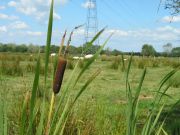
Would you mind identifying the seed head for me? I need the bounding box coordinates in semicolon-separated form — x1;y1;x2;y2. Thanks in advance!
53;57;67;94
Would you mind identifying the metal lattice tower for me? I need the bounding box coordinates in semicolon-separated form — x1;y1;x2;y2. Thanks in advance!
85;0;99;45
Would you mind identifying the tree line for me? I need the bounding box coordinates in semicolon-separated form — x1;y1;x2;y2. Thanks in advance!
0;42;179;57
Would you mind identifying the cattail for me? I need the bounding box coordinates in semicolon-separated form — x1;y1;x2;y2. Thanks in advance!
53;57;67;94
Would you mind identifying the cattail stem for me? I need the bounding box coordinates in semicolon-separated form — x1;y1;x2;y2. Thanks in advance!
45;93;55;135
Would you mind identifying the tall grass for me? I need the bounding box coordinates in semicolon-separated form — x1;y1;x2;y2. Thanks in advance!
125;55;179;135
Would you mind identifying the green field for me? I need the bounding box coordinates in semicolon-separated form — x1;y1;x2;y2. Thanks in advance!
0;53;180;134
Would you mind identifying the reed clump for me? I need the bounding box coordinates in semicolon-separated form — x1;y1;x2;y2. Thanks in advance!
0;59;23;76
110;56;121;70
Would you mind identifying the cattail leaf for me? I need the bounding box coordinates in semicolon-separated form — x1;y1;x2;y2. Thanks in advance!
83;27;106;53
73;69;101;104
0;96;7;135
158;69;177;91
0;98;4;135
155;121;165;135
20;92;29;135
149;104;165;134
53;98;70;135
133;69;147;113
74;33;113;87
36;94;46;135
28;54;40;134
126;54;133;91
59;115;69;135
3;101;7;135
162;128;168;135
45;0;54;84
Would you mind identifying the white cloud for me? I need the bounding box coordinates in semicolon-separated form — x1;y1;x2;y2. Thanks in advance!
0;6;6;10
0;26;7;32
27;31;43;36
10;21;29;29
8;0;67;21
8;1;17;7
103;26;180;43
82;1;95;9
105;29;128;37
161;16;180;23
0;13;19;20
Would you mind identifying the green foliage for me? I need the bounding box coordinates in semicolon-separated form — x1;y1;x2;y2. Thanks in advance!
168;71;180;88
142;44;156;56
171;47;180;57
66;60;74;70
125;55;179;135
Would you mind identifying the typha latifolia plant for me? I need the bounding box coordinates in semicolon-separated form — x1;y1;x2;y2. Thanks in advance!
17;0;112;134
125;55;180;135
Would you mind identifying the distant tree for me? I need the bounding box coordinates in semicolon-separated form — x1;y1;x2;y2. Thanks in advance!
15;44;28;52
163;43;173;56
111;49;122;56
141;44;156;56
28;44;39;53
171;47;180;57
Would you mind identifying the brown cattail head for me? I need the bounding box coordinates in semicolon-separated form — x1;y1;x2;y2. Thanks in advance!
53;57;67;94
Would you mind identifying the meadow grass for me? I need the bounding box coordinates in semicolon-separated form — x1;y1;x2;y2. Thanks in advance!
0;0;180;134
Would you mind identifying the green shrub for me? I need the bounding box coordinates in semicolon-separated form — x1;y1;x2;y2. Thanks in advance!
110;56;121;70
137;59;146;69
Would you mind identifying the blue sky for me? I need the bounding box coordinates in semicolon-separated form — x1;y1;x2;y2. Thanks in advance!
0;0;180;52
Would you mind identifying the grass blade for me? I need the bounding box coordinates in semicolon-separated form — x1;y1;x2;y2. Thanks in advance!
74;33;113;86
83;27;106;53
28;54;40;134
20;92;29;135
73;68;101;104
53;98;70;135
45;0;54;83
0;98;4;135
36;95;46;135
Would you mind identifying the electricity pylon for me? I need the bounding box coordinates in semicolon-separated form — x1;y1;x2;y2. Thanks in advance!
85;0;99;46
